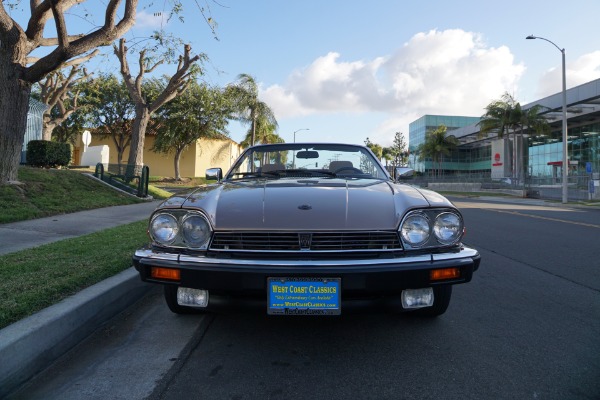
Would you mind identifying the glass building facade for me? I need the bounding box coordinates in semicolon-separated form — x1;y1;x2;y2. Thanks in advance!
408;115;482;174
529;122;600;183
408;79;600;186
408;115;481;152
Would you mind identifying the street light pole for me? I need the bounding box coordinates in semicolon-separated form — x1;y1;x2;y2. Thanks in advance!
292;128;309;168
526;35;568;203
293;128;310;143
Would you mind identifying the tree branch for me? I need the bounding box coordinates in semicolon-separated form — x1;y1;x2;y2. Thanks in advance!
114;38;145;105
49;0;69;49
148;44;201;113
62;49;99;67
23;0;138;83
37;34;85;47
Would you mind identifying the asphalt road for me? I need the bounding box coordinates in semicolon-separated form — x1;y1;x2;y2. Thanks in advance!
11;197;600;400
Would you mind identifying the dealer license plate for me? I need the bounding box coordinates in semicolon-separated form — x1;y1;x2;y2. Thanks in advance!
267;277;341;315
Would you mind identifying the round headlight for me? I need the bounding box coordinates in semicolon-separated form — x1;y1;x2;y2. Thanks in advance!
150;213;179;245
181;214;212;248
433;212;462;245
400;213;430;247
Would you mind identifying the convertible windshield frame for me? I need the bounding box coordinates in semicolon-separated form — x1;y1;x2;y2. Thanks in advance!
224;143;391;182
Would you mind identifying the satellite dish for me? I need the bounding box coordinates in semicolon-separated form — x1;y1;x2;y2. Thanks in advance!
82;130;91;151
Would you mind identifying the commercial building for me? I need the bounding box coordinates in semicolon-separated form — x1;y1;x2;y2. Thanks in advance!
408;78;600;199
73;133;243;178
408;114;486;176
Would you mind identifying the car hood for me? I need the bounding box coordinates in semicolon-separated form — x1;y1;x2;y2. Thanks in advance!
159;179;454;230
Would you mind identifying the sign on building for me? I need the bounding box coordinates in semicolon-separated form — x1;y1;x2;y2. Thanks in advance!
491;139;510;179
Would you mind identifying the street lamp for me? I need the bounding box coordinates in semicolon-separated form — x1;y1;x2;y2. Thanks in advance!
293;128;310;143
292;128;309;168
526;34;568;203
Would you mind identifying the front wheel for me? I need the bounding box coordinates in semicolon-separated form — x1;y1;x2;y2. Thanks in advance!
163;285;206;314
411;285;453;317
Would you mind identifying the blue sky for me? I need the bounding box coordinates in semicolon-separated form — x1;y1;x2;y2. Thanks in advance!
11;0;600;147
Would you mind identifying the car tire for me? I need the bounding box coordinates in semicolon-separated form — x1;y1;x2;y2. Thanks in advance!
412;285;452;317
163;285;206;314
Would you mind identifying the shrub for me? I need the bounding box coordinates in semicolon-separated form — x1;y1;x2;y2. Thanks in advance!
27;140;72;168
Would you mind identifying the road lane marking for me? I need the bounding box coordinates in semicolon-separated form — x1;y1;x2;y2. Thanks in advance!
453;201;600;229
481;208;600;229
454;201;576;212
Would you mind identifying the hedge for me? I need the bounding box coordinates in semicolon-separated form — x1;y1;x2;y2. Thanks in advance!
26;140;71;168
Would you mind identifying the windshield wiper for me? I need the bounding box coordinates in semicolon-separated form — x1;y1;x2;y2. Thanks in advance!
282;169;337;177
231;169;340;180
229;171;281;180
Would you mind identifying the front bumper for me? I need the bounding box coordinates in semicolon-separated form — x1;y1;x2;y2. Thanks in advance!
133;246;480;305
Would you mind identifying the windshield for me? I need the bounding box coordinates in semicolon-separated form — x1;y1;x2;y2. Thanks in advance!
226;143;388;181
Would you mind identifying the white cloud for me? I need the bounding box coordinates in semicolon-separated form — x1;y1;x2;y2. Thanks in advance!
260;29;600;146
385;29;524;115
260;29;526;145
133;10;166;30
535;51;600;98
262;52;389;117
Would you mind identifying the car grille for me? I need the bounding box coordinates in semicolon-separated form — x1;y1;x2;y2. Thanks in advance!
209;231;402;252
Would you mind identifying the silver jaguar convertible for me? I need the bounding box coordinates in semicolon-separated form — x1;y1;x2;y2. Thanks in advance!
133;143;480;316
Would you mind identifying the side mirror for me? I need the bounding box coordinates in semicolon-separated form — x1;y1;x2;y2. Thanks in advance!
394;167;414;181
206;168;223;182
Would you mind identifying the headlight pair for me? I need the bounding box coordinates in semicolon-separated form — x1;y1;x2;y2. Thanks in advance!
150;211;212;249
399;209;463;249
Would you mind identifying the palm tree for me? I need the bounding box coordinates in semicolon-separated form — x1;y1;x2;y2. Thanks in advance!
382;147;395;167
240;115;284;147
418;125;458;179
226;74;278;147
479;92;550;183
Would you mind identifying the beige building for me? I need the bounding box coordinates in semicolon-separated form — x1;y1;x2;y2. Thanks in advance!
74;133;243;178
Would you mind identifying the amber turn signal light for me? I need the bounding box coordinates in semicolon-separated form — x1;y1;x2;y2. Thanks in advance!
151;267;181;281
430;268;460;281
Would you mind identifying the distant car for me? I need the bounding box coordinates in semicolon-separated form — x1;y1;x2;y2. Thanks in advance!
133;143;480;317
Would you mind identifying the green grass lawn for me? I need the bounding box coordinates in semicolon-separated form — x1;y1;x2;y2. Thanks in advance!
0;167;143;224
0;166;170;329
0;221;148;329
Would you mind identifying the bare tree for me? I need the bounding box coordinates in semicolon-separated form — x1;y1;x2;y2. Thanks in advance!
113;38;202;169
37;65;94;141
0;0;138;184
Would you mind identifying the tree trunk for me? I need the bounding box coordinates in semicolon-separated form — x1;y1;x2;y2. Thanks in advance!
127;106;151;168
42;120;55;141
0;71;32;183
117;147;125;167
251;114;256;146
113;133;129;166
174;147;183;180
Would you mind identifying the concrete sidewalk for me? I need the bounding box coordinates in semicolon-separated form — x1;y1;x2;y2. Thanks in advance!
0;200;159;255
0;200;160;397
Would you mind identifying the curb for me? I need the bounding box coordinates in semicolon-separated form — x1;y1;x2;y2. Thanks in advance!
0;268;152;398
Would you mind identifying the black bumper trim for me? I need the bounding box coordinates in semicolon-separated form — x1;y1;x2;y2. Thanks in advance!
133;249;481;295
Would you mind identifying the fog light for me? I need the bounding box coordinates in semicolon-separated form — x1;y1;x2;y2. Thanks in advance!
177;287;209;308
401;288;434;309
